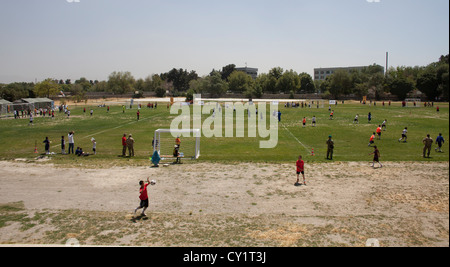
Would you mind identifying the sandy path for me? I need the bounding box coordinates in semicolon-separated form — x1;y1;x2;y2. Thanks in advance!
0;161;448;217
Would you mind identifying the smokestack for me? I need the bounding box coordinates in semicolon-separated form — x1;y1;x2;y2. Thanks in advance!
385;52;389;77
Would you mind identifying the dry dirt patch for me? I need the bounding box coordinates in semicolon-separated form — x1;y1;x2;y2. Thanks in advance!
0;160;448;247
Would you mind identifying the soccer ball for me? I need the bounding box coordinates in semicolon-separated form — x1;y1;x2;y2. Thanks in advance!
150;180;156;185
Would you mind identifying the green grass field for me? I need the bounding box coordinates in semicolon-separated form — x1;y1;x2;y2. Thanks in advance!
0;101;448;165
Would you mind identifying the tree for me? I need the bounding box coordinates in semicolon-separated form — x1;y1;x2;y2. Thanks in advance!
228;71;254;94
257;73;277;94
1;82;35;101
386;77;414;100
206;72;228;97
188;72;228;98
144;74;163;92
220;64;236;81
327;70;352;99
34;79;59;97
368;72;386;100
269;67;284;80
298;73;315;93
107;71;136;94
276;70;300;94
75;77;92;91
163;68;198;92
436;58;449;101
416;68;440;100
91;81;108;92
135;78;145;92
155;86;166;97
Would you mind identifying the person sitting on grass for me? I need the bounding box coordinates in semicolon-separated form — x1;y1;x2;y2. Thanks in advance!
76;147;90;157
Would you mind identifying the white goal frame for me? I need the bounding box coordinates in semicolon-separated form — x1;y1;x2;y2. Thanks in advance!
405;98;422;108
153;129;201;160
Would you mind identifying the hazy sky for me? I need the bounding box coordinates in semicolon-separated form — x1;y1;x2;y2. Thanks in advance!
0;0;448;83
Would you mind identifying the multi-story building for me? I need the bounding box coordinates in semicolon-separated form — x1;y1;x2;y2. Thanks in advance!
236;67;258;80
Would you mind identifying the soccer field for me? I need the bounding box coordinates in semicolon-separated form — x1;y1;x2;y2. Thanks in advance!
0;100;448;164
0;99;449;247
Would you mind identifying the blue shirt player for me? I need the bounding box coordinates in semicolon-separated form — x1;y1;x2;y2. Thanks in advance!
436;133;445;153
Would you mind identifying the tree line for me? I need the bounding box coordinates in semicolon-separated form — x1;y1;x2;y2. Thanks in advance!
1;55;448;102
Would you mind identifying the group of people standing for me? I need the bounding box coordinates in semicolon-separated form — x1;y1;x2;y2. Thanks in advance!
43;131;96;157
122;133;135;157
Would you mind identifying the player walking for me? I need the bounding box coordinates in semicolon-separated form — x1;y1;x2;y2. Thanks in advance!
326;135;334;160
423;134;433;158
369;146;383;168
435;133;445;153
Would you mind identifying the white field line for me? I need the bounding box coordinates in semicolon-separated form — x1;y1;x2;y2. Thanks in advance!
280;123;310;152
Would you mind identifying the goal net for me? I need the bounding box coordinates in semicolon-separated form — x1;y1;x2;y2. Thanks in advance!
153;129;201;161
404;98;422;108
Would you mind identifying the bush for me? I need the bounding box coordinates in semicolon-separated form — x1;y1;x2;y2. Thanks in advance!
155;87;166;97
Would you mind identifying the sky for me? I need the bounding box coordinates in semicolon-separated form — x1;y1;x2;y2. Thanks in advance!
0;0;448;83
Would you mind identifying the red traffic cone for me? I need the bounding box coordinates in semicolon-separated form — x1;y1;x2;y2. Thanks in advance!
311;148;315;156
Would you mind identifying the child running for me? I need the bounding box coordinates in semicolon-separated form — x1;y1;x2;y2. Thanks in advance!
354;114;359;124
399;127;408;143
368;132;376;147
376;125;382;140
381;119;387;131
295;155;306;186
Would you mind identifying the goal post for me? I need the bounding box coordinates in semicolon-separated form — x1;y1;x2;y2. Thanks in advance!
404;98;422;108
153;129;201;160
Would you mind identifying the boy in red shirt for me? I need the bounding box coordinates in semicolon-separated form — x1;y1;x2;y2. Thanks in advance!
122;133;127;157
368;132;375;147
134;177;155;216
376;125;382;140
295;155;306;186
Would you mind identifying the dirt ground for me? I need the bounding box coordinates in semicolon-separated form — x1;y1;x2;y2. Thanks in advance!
0;160;448;247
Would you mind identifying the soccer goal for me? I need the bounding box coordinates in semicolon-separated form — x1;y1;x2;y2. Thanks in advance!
153;129;201;161
405;98;422;108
